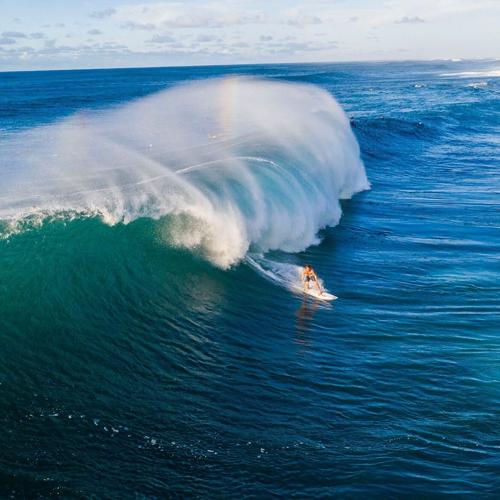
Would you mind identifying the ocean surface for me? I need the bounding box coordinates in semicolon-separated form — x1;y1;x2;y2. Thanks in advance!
0;60;499;497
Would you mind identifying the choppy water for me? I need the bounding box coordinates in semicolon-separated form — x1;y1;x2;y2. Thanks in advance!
0;60;499;497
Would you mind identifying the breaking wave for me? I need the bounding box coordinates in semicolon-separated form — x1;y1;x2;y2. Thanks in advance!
0;77;368;268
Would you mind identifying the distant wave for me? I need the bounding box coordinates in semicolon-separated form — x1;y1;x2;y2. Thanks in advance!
466;82;489;89
0;77;369;268
441;69;500;78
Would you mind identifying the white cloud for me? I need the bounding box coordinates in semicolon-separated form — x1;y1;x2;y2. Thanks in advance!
395;16;425;24
121;21;156;31
115;3;268;29
90;8;116;19
196;34;219;43
0;38;16;45
284;15;322;28
2;31;27;38
148;33;175;44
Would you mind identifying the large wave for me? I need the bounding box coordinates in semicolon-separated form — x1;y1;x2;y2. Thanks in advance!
0;77;369;268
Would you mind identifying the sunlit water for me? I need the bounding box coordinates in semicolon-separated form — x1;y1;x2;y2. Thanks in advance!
0;60;499;497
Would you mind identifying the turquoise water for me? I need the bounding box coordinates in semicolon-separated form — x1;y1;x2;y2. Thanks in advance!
0;61;499;497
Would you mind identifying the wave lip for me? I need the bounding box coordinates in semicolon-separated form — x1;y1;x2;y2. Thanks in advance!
0;77;369;267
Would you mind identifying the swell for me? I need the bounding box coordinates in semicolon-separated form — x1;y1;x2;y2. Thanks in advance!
0;77;369;268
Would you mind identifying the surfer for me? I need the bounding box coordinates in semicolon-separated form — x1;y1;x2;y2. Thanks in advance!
302;264;323;295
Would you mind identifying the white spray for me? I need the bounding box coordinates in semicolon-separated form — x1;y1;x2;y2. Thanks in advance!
0;77;369;268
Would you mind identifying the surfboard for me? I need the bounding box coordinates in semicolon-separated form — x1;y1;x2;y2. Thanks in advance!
304;288;338;301
293;284;337;301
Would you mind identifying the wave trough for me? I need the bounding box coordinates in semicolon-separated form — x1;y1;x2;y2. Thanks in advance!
0;77;369;267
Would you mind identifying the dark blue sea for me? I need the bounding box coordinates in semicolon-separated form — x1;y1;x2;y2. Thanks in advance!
0;60;499;497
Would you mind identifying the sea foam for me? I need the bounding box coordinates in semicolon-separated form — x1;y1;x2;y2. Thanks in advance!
0;77;369;267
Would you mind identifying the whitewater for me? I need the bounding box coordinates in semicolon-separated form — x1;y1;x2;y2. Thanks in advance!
0;77;369;268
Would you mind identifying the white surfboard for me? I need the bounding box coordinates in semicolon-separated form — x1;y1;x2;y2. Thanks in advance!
293;285;337;301
304;288;337;301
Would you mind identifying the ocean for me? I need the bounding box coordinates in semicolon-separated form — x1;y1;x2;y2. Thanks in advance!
0;60;499;497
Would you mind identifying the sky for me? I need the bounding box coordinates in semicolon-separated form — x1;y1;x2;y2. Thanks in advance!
0;0;499;71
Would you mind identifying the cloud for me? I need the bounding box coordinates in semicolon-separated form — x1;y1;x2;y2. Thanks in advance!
349;16;359;22
148;33;175;44
2;31;27;38
196;34;218;42
395;16;426;24
8;40;131;59
121;21;156;31
90;8;116;19
115;4;268;29
88;29;103;35
160;13;266;29
261;38;337;56
30;32;46;40
0;37;16;45
0;24;341;70
284;15;322;28
0;45;36;63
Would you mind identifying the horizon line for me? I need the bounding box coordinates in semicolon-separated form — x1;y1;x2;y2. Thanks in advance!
1;56;498;75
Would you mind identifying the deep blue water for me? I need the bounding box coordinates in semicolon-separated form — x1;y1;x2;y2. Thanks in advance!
0;60;499;497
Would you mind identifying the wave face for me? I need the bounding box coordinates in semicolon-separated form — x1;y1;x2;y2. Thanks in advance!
0;78;368;267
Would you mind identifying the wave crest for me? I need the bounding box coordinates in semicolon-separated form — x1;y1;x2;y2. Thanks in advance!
0;77;369;267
